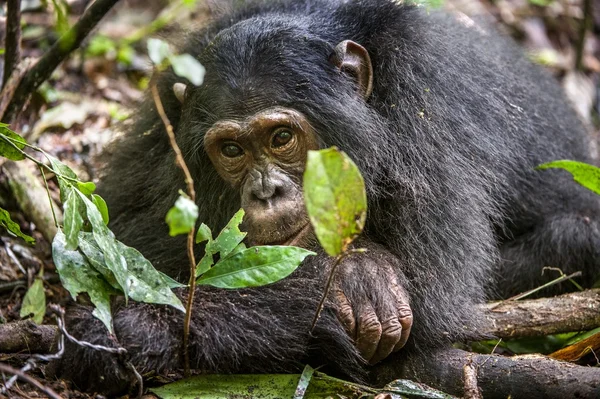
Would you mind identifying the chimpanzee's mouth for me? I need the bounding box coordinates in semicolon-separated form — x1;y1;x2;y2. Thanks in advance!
263;222;312;247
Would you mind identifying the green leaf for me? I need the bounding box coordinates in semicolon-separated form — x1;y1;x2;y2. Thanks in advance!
303;148;367;256
168;54;205;86
207;209;246;258
20;278;46;324
0;125;27;161
197;246;314;289
92;194;109;225
77;191;130;299
78;232;121;290
78;231;184;311
0;208;35;244
48;155;78;203
77;181;96;195
537;160;600;195
63;189;84;250
53;230;117;332
195;253;214;277
166;194;199;236
147;38;171;66
159;271;187;289
150;371;451;398
195;223;212;243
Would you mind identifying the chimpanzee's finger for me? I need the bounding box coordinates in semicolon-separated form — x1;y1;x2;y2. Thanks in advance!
393;304;413;352
369;315;402;364
333;288;356;338
355;302;382;362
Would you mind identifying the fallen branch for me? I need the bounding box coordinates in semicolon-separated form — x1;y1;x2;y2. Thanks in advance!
2;0;120;122
0;362;62;399
0;321;57;354
375;348;600;399
480;289;600;338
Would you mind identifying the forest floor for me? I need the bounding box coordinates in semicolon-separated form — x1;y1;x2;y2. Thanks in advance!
0;0;599;398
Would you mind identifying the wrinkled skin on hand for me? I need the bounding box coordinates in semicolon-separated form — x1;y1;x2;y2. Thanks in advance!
332;246;413;364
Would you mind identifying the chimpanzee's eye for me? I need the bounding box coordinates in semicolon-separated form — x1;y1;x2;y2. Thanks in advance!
271;129;293;148
221;143;244;158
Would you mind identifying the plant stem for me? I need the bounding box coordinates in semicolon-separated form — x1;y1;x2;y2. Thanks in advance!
150;77;197;377
3;0;22;89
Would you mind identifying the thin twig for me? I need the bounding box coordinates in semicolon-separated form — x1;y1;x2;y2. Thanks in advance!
3;0;120;122
0;362;62;399
150;78;197;377
3;0;23;89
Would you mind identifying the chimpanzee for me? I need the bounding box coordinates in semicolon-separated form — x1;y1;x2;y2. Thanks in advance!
50;0;600;395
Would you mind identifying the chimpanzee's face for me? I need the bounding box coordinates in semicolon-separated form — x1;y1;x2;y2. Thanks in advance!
203;107;318;247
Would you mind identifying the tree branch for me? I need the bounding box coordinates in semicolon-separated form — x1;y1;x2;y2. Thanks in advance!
2;0;120;122
480;289;600;338
375;348;600;399
3;0;23;89
0;321;57;354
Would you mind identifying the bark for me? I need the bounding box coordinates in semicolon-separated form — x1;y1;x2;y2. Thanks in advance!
375;348;600;399
480;289;600;338
0;321;57;354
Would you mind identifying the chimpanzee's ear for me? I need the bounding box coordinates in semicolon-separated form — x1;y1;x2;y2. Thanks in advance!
330;40;373;99
173;82;187;103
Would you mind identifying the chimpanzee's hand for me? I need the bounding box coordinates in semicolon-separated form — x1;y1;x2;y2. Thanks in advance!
332;252;413;364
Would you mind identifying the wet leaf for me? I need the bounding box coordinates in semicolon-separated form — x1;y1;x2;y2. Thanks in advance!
20;277;46;324
538;160;600;195
53;230;117;332
166;194;198;236
303;148;367;256
0;208;35;244
63;189;84;250
197;246;314;289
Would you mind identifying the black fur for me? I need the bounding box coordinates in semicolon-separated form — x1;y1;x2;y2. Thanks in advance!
52;0;600;394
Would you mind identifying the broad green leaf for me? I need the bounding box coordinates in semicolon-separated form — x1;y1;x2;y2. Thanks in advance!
537;160;600;195
159;271;187;289
20;278;46;324
63;189;84;250
197;246;314;289
115;240;185;311
92;194;109;225
77;181;96;195
53;230;116;332
195;223;212;243
294;365;315;399
78;232;185;312
0;208;35;244
303;148;367;256
207;209;246;258
195;253;214;277
0;125;27;161
77;191;130;299
78;232;121;290
169;54;205;86
150;371;451;398
222;242;246;260
166;194;199;236
147;38;171;66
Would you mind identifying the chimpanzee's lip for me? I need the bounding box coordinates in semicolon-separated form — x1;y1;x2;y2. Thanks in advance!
258;222;311;247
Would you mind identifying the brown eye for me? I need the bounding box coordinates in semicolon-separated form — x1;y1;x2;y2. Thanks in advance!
271;129;293;148
221;143;243;158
